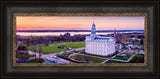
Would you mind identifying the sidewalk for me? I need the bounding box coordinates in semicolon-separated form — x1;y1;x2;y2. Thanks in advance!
102;53;118;63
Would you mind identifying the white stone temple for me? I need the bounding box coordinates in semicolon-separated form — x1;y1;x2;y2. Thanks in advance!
85;22;116;56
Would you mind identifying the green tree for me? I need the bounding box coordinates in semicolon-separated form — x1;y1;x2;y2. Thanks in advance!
38;45;43;63
32;46;37;60
63;50;67;58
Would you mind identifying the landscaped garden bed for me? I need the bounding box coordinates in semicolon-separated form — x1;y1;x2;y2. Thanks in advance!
81;53;110;58
70;54;106;63
58;53;73;58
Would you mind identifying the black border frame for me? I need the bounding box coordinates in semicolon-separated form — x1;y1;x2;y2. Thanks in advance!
1;0;159;78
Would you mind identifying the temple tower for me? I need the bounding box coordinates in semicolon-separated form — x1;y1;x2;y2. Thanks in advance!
91;21;96;40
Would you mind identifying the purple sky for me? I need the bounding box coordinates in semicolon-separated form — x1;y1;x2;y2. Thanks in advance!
17;16;145;30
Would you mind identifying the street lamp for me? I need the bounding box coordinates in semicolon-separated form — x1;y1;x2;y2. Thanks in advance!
53;55;57;63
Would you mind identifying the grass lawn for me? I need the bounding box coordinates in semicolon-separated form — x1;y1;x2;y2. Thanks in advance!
57;53;82;63
113;55;131;60
46;59;51;61
28;42;85;54
105;60;127;63
71;54;106;63
135;41;141;46
58;53;73;58
28;58;45;63
16;53;34;58
112;52;135;60
136;54;144;57
129;54;144;63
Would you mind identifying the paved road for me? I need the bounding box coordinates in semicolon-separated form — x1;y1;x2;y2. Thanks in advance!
109;53;136;63
27;47;137;64
68;53;112;64
102;53;136;63
27;47;85;63
102;54;118;63
126;53;136;62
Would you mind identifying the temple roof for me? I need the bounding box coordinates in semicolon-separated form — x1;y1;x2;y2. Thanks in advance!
94;36;114;41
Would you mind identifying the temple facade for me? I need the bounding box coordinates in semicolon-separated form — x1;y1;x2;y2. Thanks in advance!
85;22;115;56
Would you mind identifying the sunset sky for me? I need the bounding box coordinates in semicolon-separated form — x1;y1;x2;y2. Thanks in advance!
16;16;144;30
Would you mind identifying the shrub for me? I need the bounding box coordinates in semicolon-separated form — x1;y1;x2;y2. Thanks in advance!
28;58;45;63
129;54;144;63
57;45;66;49
18;45;28;51
138;56;144;63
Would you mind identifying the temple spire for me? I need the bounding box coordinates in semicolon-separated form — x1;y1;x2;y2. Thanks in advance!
91;21;96;40
114;27;116;39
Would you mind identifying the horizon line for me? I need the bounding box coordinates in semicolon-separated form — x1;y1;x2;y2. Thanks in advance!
16;29;144;31
16;30;144;32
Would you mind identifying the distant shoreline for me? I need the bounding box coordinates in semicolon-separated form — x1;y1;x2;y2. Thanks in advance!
16;30;144;32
